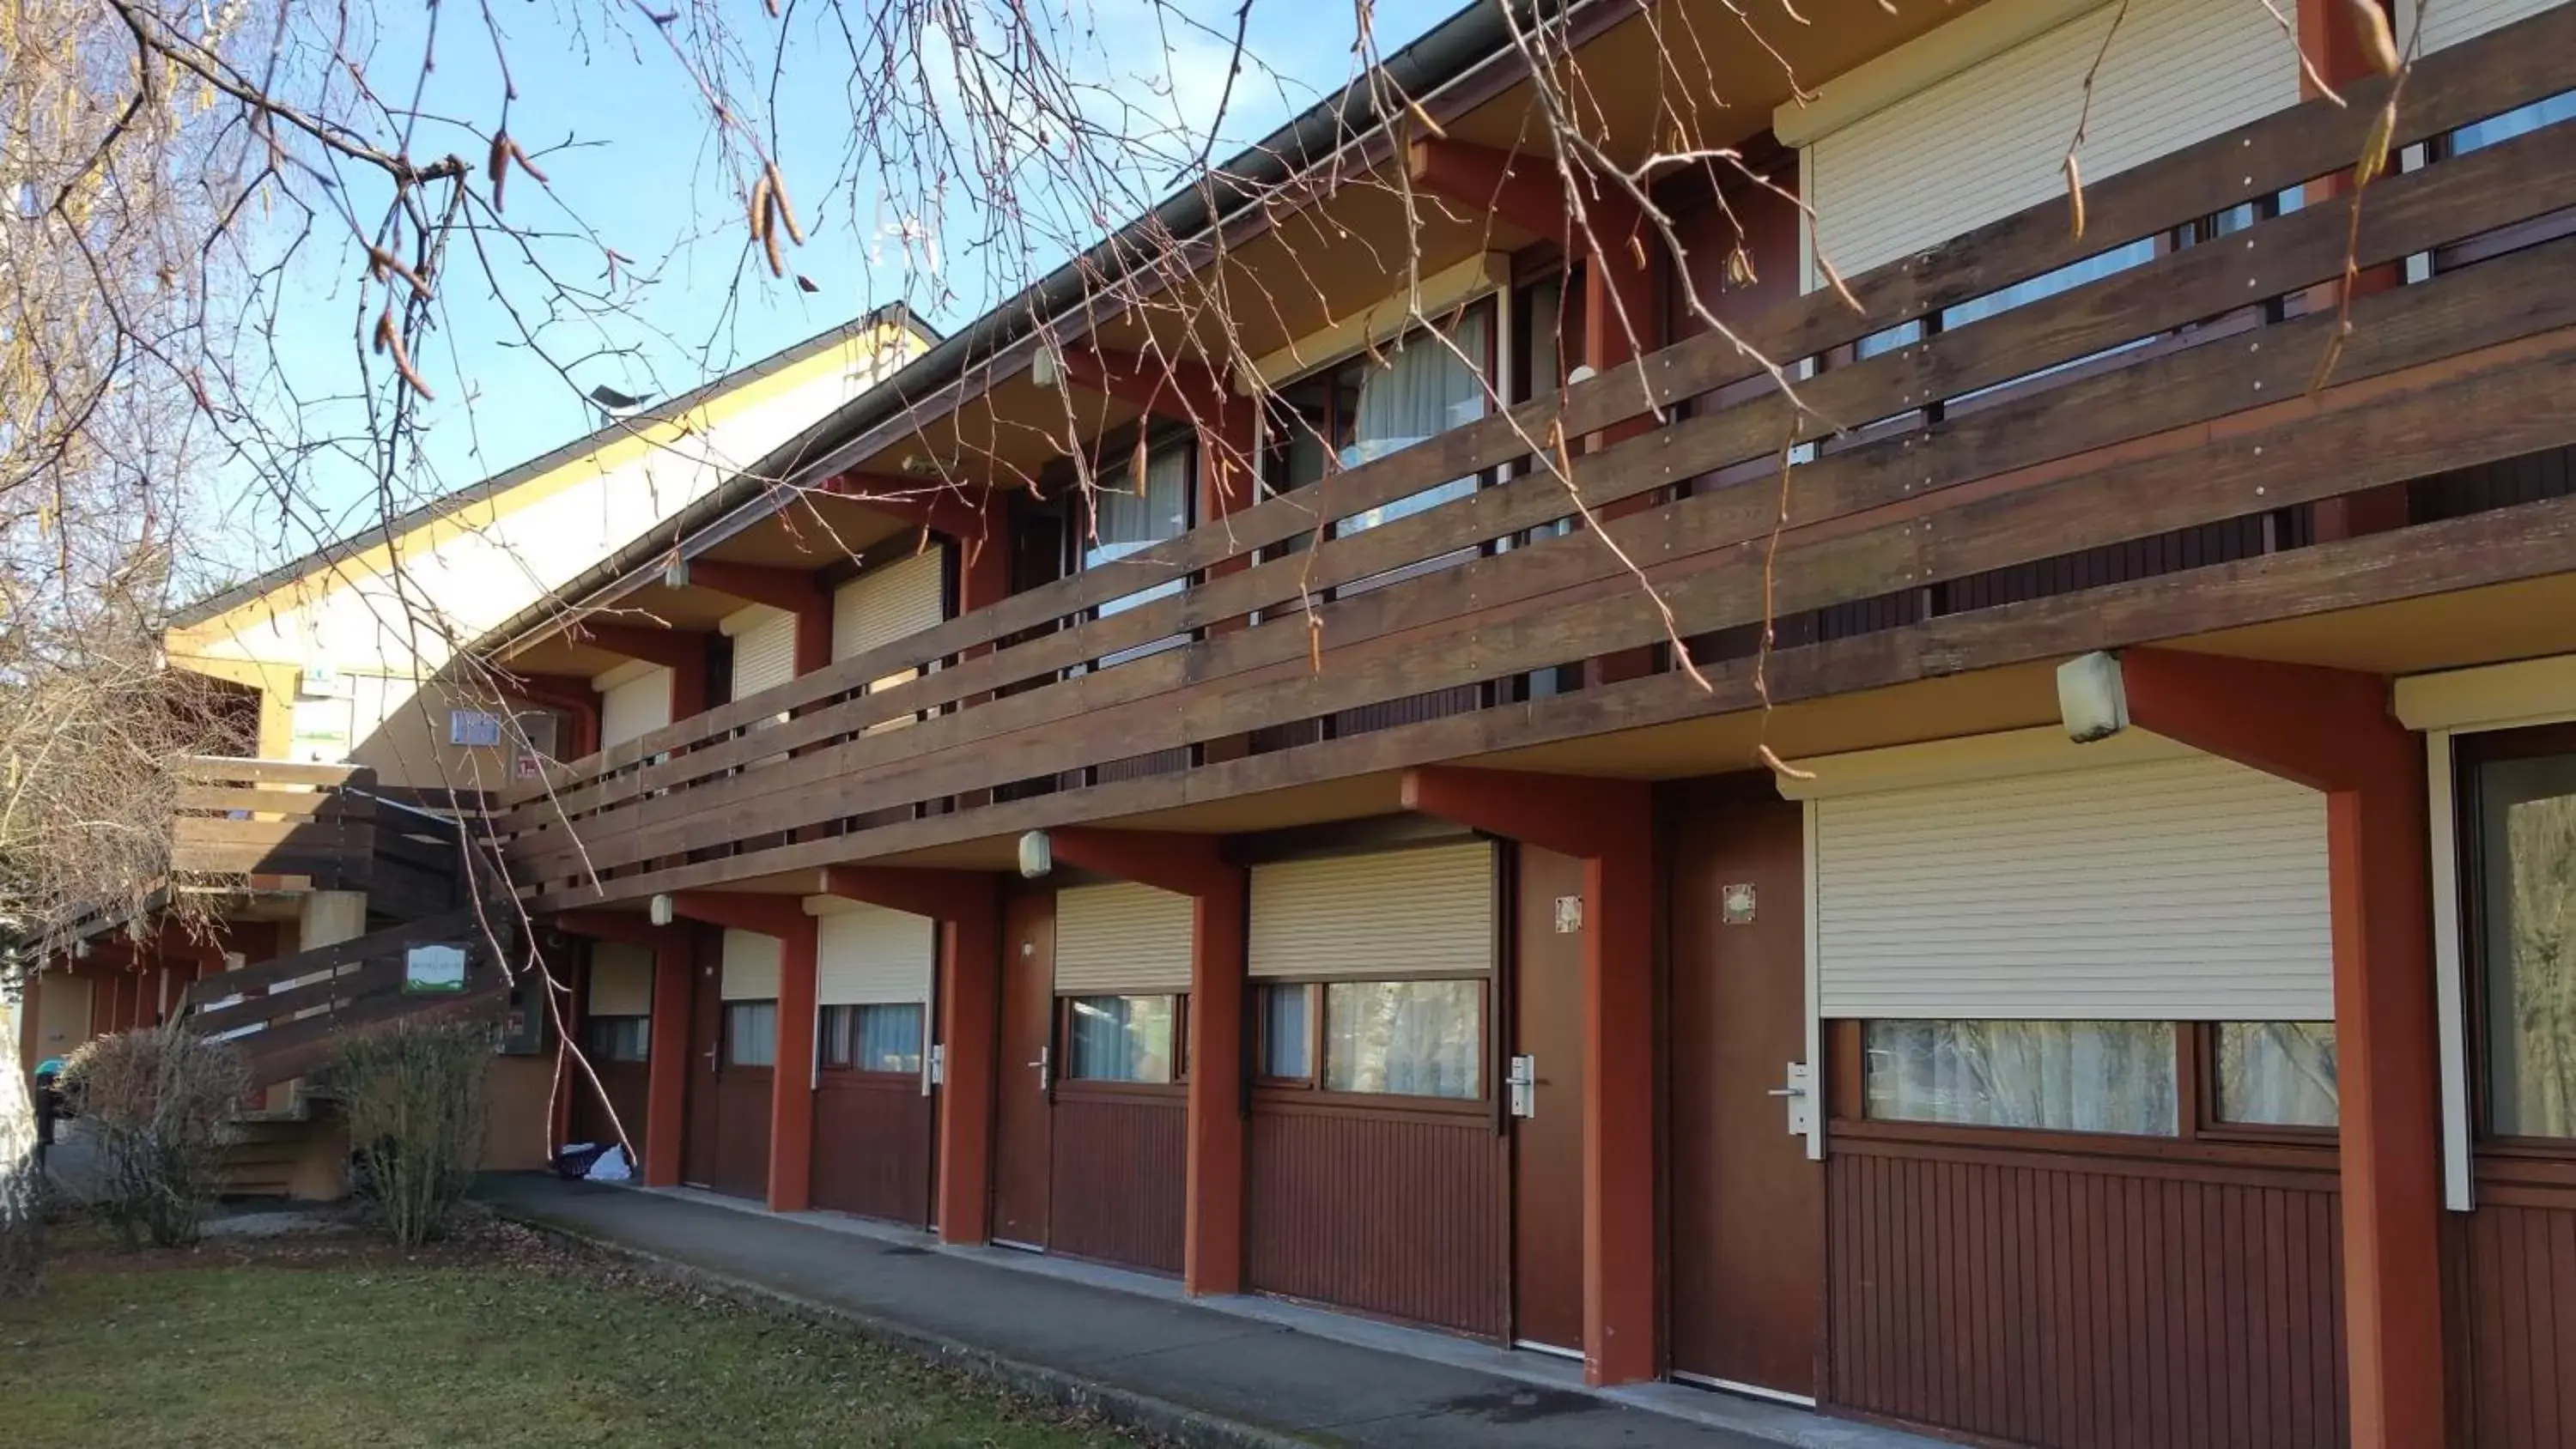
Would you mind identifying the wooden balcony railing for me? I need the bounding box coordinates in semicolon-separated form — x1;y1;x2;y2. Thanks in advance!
180;906;517;1088
173;757;479;920
502;7;2576;910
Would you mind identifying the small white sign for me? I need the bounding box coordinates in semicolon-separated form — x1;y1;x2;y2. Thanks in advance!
404;943;468;994
1553;894;1583;934
447;709;503;747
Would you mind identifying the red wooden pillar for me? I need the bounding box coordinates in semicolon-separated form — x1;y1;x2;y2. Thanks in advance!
2105;647;2443;1449
668;893;817;1213
817;866;1004;1243
1047;828;1249;1295
645;931;693;1186
1400;766;1658;1385
562;910;693;1187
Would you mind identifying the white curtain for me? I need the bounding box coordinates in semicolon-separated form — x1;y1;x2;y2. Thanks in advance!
1324;979;1482;1099
1339;311;1489;533
1086;443;1191;624
2215;1022;2338;1126
1864;1020;2177;1135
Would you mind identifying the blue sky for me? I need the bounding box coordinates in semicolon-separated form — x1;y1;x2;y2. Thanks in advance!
216;0;1465;578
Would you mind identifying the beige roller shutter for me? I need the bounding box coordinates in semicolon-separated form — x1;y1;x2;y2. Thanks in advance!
2414;0;2557;52
1249;842;1495;980
720;930;781;1001
588;942;655;1016
1054;882;1193;993
1812;752;2332;1020
1807;0;2299;281
811;900;936;1005
835;549;947;734
597;667;671;749
726;605;797;700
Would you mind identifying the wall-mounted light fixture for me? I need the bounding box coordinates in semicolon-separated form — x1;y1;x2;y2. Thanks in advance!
661;558;691;591
2057;651;2130;744
648;894;675;927
1018;830;1054;880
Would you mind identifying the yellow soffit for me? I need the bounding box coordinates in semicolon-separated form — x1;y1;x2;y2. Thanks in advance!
178;325;903;644
2396;653;2576;732
1243;251;1510;391
1771;0;2117;149
1774;723;2195;801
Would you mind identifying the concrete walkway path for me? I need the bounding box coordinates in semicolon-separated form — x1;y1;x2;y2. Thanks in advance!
478;1174;1942;1449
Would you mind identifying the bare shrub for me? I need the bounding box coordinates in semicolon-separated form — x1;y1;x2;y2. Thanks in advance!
60;1026;247;1248
334;1020;490;1247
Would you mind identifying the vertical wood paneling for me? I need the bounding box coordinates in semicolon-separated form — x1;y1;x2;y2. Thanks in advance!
1246;1101;1505;1338
711;1070;771;1200
1828;1143;2345;1448
1048;1090;1186;1275
572;1061;650;1153
2449;1195;2576;1449
811;1076;933;1226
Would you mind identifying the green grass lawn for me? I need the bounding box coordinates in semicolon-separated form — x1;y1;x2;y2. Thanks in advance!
0;1234;1145;1448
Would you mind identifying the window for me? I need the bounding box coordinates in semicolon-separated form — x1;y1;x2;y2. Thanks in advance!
1323;979;1483;1099
1084;444;1190;610
584;1016;649;1064
2214;1022;2338;1127
1862;1021;2178;1136
2476;749;2576;1137
1258;983;1313;1081
1336;309;1491;533
724;1001;778;1068
1065;994;1176;1083
819;1003;925;1074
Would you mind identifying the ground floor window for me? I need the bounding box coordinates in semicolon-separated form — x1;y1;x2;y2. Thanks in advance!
2213;1022;2338;1127
1321;979;1483;1100
1065;994;1177;1082
1862;1020;2178;1136
724;1001;778;1068
2474;743;2576;1138
820;1003;925;1074
584;1015;650;1063
1257;983;1313;1082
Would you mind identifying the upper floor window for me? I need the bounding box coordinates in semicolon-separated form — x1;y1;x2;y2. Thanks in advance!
1084;441;1191;612
1261;301;1496;531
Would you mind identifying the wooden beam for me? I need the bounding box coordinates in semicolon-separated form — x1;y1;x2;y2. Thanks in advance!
816;866;996;923
556;910;677;949
2111;646;2442;1449
575;622;708;672
662;892;808;939
682;560;823;615
1047;828;1233;899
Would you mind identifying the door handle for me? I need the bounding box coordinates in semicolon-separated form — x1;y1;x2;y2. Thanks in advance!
1029;1046;1052;1093
1765;1085;1807;1097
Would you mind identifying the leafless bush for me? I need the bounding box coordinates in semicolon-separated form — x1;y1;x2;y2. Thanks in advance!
60;1026;249;1248
334;1020;491;1248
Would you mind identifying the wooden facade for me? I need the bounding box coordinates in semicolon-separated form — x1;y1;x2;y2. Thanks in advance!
319;6;2576;1447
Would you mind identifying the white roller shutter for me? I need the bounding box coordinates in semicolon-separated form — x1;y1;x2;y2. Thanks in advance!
811;901;936;1005
835;549;947;734
720;929;782;1001
2411;0;2558;52
1054;882;1193;993
726;605;797;700
834;548;947;663
1807;0;2300;280
1249;842;1495;979
1812;753;2332;1020
588;942;655;1016
597;668;671;749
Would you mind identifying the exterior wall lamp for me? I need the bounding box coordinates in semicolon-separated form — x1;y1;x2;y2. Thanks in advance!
1018;830;1053;879
2057;650;2130;743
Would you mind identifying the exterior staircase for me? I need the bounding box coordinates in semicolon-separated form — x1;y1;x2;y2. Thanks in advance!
163;762;521;1197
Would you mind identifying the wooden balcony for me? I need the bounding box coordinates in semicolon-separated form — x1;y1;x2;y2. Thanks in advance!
173;757;477;920
502;9;2576;911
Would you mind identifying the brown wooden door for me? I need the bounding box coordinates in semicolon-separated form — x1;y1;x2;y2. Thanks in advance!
683;929;723;1187
992;890;1055;1247
1668;785;1823;1400
1512;845;1587;1354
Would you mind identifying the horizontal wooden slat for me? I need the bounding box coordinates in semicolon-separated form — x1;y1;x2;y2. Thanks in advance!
506;6;2576;804
176;785;361;819
531;471;2576;912
181;907;495;1002
518;306;2576;884
507;103;2576;874
174;756;370;787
